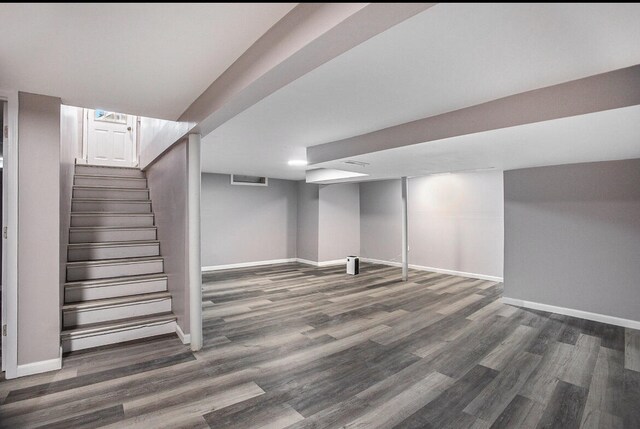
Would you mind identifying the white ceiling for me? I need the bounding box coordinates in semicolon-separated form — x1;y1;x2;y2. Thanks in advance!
310;105;640;183
201;3;640;180
0;3;296;120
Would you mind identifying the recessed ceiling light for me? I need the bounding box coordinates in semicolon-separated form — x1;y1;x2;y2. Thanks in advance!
288;160;307;166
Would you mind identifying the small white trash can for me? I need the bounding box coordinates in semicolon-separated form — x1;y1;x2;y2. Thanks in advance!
346;256;360;275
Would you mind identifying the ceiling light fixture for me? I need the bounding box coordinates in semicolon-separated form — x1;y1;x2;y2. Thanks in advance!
288;160;307;167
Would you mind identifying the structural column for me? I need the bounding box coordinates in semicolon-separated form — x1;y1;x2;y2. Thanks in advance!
401;176;409;281
187;133;203;351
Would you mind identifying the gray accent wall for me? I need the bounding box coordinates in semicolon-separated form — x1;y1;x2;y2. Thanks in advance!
18;92;61;365
409;172;504;278
146;141;190;334
201;173;297;266
360;179;402;263
318;183;360;262
359;172;504;279
504;159;640;322
296;181;319;262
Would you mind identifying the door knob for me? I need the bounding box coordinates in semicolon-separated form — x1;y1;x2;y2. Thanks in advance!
127;126;132;131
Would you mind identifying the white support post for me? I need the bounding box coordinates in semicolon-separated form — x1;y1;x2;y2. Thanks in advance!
187;133;203;351
401;176;409;281
1;90;19;378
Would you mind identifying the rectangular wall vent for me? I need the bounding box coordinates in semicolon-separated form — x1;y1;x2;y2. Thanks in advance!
230;174;268;187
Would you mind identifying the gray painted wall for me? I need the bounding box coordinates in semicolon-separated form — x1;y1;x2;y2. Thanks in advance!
318;183;360;262
146;141;190;334
360;179;402;263
296;181;319;262
18;92;61;365
409;172;503;278
201;173;297;266
60;105;83;309
359;172;504;279
504;159;640;322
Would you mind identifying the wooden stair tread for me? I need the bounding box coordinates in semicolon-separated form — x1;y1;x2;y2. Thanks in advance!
69;225;156;230
73;185;148;191
67;255;163;267
65;273;168;289
72;198;151;202
63;291;171;311
61;313;175;338
68;240;159;248
71;212;154;216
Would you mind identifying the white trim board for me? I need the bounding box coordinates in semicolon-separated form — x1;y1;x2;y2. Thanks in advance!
409;264;502;283
296;258;345;267
202;258;297;272
0;89;19;379
359;257;402;268
359;258;503;282
202;258;346;271
176;323;191;345
16;356;62;378
501;297;640;330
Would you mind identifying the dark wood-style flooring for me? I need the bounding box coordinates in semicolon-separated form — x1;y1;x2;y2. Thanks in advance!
1;262;639;428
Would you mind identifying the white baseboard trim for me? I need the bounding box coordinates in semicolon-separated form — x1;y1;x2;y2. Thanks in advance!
16;355;62;377
317;259;346;267
501;297;640;330
176;323;191;345
202;258;296;272
296;258;345;267
359;258;503;282
409;264;503;282
360;257;402;268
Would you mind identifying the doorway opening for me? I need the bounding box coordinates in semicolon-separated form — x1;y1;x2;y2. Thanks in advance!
79;109;139;167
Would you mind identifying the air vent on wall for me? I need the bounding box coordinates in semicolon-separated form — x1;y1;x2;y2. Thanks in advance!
343;160;370;167
230;174;268;187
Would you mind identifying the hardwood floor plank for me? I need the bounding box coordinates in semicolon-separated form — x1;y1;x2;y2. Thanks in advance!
3;351;195;404
581;345;624;423
558;334;601;389
35;405;124;429
104;382;265;429
489;395;545;429
464;352;542;423
536;380;588;429
625;329;640;372
479;325;539;371
622;368;640;428
394;365;499;428
342;371;453;429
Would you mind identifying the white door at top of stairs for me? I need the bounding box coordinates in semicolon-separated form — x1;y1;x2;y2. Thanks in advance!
85;109;137;167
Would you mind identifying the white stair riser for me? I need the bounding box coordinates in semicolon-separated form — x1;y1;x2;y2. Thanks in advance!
68;243;160;261
62;321;176;352
73;188;149;200
64;298;171;327
75;165;145;178
71;214;155;228
65;278;168;302
70;228;156;243
67;260;163;281
75;176;147;188
72;200;151;213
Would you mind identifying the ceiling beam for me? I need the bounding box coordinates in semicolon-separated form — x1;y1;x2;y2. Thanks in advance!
179;3;436;138
307;64;640;165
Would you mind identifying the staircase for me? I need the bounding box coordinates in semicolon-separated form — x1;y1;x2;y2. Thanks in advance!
61;164;177;352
